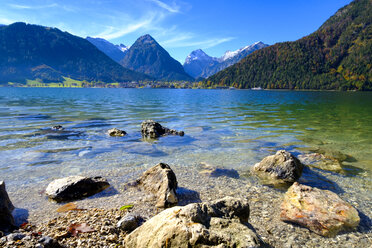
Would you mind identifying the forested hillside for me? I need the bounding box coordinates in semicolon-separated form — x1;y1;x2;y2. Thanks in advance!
207;0;372;90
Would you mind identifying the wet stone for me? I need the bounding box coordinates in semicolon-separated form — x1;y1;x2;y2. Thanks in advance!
45;176;110;202
107;128;127;137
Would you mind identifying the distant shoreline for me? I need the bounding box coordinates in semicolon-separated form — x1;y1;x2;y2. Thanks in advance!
1;85;370;92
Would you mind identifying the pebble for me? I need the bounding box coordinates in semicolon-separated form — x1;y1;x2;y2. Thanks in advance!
7;232;26;241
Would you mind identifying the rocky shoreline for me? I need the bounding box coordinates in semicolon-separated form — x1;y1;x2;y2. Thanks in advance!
0;122;371;247
1;162;371;247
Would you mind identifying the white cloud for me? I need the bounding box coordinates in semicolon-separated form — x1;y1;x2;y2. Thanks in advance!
147;0;180;13
0;17;15;25
8;3;58;10
161;36;235;49
94;19;153;40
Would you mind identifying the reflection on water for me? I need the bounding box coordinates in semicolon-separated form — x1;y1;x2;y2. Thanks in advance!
0;88;371;197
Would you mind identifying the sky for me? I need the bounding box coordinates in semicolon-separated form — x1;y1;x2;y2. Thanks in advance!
0;0;353;63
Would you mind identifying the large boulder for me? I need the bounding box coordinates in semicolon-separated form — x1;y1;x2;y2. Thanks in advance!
137;163;178;208
125;197;262;248
0;181;15;232
141;120;184;139
45;176;110;202
253;150;304;183
298;153;343;172
280;182;360;237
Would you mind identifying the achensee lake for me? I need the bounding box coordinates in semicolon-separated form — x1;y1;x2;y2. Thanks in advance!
0;88;371;242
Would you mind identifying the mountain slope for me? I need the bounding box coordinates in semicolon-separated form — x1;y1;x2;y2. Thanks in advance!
120;34;194;81
184;42;268;79
207;0;372;90
86;37;128;63
0;23;149;84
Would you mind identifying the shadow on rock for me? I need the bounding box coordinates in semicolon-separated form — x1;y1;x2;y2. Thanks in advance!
357;210;372;234
12;208;29;227
87;186;119;199
298;167;344;194
176;187;201;206
341;164;365;177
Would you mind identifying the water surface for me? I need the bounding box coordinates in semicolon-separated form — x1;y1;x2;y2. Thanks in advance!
0;88;371;219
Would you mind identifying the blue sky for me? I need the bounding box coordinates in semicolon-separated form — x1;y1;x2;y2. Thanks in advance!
0;0;352;63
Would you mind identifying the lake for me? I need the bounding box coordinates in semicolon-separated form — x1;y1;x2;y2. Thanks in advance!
0;88;371;223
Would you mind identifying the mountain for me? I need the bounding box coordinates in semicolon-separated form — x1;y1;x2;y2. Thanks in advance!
183;49;219;79
184;42;268;78
86;37;128;63
120;34;194;81
207;0;372;90
0;22;149;84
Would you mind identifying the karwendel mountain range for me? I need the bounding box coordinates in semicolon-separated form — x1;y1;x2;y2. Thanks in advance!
207;0;372;90
0;0;370;89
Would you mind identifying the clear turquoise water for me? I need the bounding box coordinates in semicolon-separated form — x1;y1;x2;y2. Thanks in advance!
0;88;371;215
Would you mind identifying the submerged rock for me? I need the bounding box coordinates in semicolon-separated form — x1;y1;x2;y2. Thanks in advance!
280;182;360;237
307;148;355;162
253;150;304;183
0;181;15;232
52;125;64;131
107;128;127;137
125;197;262;248
137;163;178;208
199;162;239;178
298;153;343;172
141;120;184;139
45;176;110;202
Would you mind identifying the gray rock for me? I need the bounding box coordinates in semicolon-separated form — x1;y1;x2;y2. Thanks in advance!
6;232;25;241
141;120;184;139
137;163;178;208
125;196;263;247
38;236;62;248
117;213;141;232
0;181;15;232
107;128;127;137
253;150;304;183
207;197;250;223
45;176;110;202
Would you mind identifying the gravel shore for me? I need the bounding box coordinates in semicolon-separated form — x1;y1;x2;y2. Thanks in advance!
1;164;371;247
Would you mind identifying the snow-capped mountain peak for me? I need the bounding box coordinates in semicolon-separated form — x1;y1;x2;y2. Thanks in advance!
220;41;265;62
185;49;214;64
183;41;268;78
